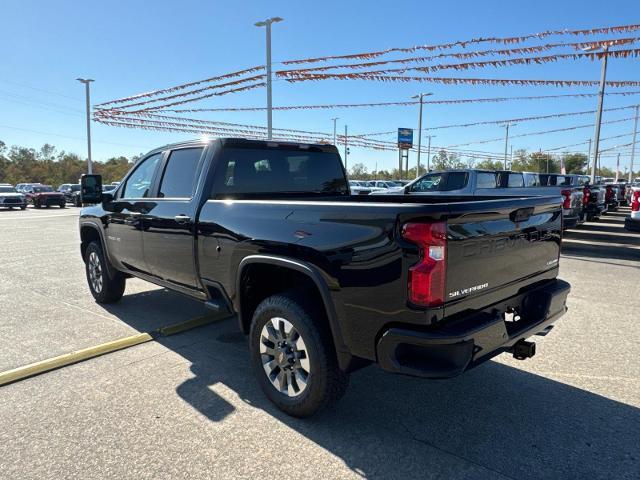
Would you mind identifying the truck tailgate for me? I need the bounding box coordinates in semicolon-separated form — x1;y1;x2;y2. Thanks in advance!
444;196;562;317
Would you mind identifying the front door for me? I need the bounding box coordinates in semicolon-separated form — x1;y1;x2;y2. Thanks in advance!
142;147;205;289
105;152;163;274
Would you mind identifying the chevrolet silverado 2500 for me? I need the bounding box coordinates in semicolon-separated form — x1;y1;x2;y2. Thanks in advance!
79;138;570;417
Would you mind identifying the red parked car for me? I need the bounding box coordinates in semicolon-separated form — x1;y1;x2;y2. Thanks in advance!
25;185;66;209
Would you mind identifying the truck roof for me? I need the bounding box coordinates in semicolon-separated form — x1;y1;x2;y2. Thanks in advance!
147;138;340;156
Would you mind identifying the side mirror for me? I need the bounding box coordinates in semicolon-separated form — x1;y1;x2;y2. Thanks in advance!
80;174;103;205
403;185;410;194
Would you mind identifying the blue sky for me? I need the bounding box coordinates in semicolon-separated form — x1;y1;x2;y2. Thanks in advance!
0;0;638;173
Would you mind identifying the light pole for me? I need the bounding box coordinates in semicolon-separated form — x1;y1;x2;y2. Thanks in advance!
331;117;339;145
583;44;610;184
255;16;283;140
76;78;94;174
411;93;433;179
629;105;639;182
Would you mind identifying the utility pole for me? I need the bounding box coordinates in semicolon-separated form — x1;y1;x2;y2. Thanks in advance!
629;105;639;182
255;17;283;140
331;117;339;145
344;125;348;171
615;153;620;181
585;44;609;184
411;93;432;179
426;135;434;173
587;138;592;173
76;78;94;174
510;145;513;169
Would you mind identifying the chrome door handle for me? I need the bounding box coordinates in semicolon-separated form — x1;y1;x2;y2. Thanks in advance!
174;214;191;224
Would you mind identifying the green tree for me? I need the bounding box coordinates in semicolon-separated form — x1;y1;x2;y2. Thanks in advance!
561;153;588;174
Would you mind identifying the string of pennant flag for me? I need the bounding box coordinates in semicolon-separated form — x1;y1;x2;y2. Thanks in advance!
92;21;640;160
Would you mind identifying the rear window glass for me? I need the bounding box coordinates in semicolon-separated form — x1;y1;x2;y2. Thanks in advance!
159;148;203;198
507;173;524;188
213;148;347;197
476;172;497;189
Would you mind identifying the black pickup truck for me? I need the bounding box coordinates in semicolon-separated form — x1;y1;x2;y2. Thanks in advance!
79;138;570;417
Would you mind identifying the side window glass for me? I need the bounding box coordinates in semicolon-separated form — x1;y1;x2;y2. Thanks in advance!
524;174;540;187
158;148;203;198
410;174;444;192
122;153;162;199
476;172;497;189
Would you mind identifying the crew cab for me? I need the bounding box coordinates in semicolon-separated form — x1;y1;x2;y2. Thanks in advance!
79;139;570;417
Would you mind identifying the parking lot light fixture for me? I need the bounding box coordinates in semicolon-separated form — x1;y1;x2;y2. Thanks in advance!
254;17;284;140
582;44;610;184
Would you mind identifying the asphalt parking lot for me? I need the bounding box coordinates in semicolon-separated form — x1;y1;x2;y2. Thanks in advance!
0;206;638;480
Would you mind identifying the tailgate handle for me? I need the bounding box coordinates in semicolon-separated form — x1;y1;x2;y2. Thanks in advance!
510;207;534;223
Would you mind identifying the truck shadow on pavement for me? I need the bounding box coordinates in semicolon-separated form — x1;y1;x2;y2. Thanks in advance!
128;313;638;480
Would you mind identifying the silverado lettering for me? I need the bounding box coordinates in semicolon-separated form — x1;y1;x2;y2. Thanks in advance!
461;230;554;258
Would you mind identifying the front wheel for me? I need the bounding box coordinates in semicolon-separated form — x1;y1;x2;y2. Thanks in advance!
84;241;126;303
59;202;66;209
249;293;349;417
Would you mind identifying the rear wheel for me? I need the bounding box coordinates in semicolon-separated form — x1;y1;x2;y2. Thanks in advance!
249;293;349;417
84;241;126;303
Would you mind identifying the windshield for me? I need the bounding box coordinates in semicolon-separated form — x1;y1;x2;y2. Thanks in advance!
33;186;54;193
0;186;17;193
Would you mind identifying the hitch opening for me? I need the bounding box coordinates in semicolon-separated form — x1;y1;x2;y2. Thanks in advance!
512;340;536;360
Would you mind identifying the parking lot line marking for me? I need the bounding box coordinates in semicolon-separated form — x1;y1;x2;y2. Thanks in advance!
0;313;229;387
0;213;79;221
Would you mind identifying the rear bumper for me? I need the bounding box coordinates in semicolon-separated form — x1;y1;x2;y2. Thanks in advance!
376;279;570;378
562;212;580;229
584;203;603;217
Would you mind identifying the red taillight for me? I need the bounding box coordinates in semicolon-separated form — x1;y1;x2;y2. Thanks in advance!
561;189;572;209
401;221;447;308
605;185;614;201
582;186;591;205
632;191;640;212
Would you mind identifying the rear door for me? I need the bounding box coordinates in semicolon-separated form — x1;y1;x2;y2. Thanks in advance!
105;152;163;273
444;197;562;316
142;146;207;289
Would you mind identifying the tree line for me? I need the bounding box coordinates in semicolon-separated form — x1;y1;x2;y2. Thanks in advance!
348;149;637;180
0;141;138;187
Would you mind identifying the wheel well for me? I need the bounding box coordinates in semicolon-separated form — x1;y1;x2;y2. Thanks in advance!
80;226;101;260
238;263;327;334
